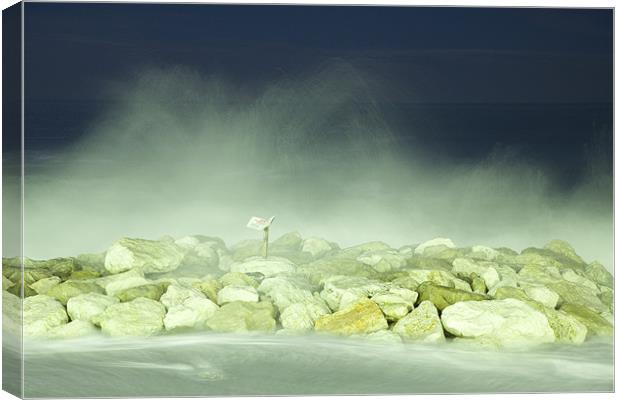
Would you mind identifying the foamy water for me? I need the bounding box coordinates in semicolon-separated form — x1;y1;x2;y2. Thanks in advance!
6;333;613;397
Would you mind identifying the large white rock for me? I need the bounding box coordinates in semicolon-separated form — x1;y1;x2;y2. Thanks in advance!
217;285;259;305
414;238;455;255
23;295;69;337
94;269;149;296
279;296;331;332
257;275;316;311
104;237;185;274
393;300;445;343
301;237;333;258
95;297;166;336
230;256;296;277
160;285;219;330
441;299;555;347
67;292;120;325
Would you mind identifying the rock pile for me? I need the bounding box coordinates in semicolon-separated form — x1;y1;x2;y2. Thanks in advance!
2;234;614;348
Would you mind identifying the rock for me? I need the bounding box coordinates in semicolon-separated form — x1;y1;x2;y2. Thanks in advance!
517;247;584;272
522;285;559;309
492;287;586;344
160;285;219;330
217;285;259;304
67;293;120;325
96;297;166;336
47;281;105;305
257;275;317;312
320;275;389;311
104;237;185;274
271;232;303;252
2;275;14;290
279;297;331;332
544;240;585;265
416;282;488;311
469;245;500;261
76;252;107;273
206;301;276;333
219;272;259;288
393;300;444;343
230;239;264;261
404;270;472;292
584;262;613;289
559;303;613;337
561;270;599;293
414;238;455;255
23;295;69;337
350;330;403;344
471;275;487;294
314;298;388;335
191;278;222;303
452;258;500;289
94;269;150;296
3;291;22;335
407;256;453;272
441;299;555;347
29;276;61;295
174;235;201;250
230;256;295;277
116;284;165;302
599;286;613;312
357;249;408;272
371;293;413;321
179;240;221;271
301;237;334;258
298;257;380;286
68;270;101;280
33;258;78;280
47;320;98;339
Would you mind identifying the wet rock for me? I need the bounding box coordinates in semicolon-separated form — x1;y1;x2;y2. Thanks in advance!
414;238;455;255
230;256;295;277
584;261;613;289
160;285;219;330
47;320;98;339
314;298;388;335
96;297;166;336
116;283;165;302
104;237;185;274
47;280;105;305
393;300;444;343
67;292;120;325
29;276;61;295
559;303;613;337
23;295;68;337
206;301;276;333
217;285;259;304
416;282;488;311
441;298;555;347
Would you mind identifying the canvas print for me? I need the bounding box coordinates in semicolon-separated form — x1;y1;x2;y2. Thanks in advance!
2;2;614;398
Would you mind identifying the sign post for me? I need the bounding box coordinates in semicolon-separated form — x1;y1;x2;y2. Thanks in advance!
246;216;275;258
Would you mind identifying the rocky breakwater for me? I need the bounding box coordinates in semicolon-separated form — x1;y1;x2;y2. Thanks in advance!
2;233;614;348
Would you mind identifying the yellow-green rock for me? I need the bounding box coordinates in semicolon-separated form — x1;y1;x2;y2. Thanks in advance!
416;282;487;311
192;278;222;303
47;280;104;305
314;298;388;335
116;284;165;302
560;303;613;337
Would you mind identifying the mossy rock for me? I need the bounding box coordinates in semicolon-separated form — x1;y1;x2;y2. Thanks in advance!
47;280;105;305
559;303;613;337
416;282;488;311
116;284;165;302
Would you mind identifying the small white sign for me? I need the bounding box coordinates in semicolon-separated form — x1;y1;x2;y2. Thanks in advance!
246;216;275;231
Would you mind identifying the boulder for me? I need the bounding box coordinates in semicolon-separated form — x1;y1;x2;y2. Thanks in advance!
47;281;105;305
67;292;120;325
95;297;166;336
47;320;98;339
29;276;61;295
522;285;559;309
94;269;150;296
257;275;317;312
217;285;259;305
441;298;555;347
561;270;599;293
23;295;68;337
160;285;219;330
452;258;500;289
301;237;334;258
371;293;413;321
314;298;388;335
271;232;303;252
206;301;276;332
416;282;488;311
219;272;259;288
230;256;295;277
584;262;613;288
543;240;585;265
392;300;444;343
116;284;165;302
414;238;456;255
559;303;613;337
104;237;185;274
279;297;331;332
191;278;222;303
320;275;389;311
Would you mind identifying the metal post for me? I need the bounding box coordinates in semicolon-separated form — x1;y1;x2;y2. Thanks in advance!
263;227;269;258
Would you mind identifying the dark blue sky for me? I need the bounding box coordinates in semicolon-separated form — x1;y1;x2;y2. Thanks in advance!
24;4;612;103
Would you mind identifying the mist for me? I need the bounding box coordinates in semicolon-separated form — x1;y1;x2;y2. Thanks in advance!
22;62;613;269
